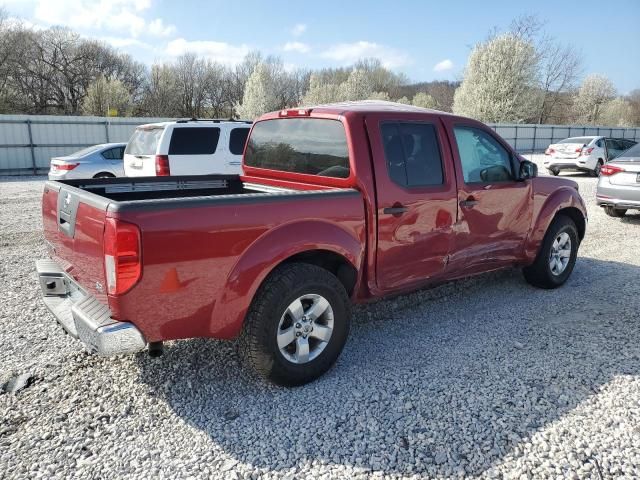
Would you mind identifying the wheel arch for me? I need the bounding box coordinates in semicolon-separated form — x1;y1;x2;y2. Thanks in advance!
524;187;587;262
208;220;364;339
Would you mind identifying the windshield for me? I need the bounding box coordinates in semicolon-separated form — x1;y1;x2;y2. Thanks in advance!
125;127;163;155
558;137;594;145
616;142;640;159
67;145;103;157
244;118;350;178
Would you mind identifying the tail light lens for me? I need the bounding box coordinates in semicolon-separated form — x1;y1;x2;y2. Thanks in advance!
599;164;625;176
580;147;594;156
155;155;170;176
52;163;79;171
545;148;554;155
104;218;141;295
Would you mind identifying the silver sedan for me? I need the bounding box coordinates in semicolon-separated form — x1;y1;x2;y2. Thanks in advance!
596;142;640;218
48;143;126;180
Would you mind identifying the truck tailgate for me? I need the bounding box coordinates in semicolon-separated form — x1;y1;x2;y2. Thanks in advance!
42;182;110;304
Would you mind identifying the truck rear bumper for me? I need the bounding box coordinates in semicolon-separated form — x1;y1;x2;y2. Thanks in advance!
36;259;147;355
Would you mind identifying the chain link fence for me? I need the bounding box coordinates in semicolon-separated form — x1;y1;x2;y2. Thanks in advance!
0;114;639;174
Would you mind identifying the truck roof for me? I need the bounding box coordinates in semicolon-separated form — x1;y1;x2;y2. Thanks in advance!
304;100;450;116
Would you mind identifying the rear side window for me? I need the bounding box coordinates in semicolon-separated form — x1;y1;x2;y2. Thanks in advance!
245;118;350;178
229;128;250;155
169;127;220;155
380;122;444;187
125;128;163;155
102;147;124;160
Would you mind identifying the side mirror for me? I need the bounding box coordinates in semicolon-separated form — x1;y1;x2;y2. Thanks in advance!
519;160;538;180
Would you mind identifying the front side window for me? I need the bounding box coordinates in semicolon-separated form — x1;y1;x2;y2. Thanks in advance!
229;127;250;155
454;126;513;183
169;127;220;155
244;118;350;178
380;122;444;187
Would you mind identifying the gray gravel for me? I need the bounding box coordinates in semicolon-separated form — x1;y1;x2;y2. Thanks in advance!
1;166;639;479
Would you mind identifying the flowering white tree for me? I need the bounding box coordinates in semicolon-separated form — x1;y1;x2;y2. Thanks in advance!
412;92;437;109
236;62;280;120
368;91;390;101
338;69;373;101
453;34;538;122
301;75;341;106
599;98;633;127
574;74;617;124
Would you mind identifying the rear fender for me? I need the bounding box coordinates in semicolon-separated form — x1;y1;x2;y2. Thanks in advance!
209;220;364;339
524;186;587;262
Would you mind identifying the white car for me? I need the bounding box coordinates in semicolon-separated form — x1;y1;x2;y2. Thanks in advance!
544;136;637;177
48;143;126;180
124;119;252;177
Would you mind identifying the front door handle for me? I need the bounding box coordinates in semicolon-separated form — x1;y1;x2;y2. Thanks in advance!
383;204;408;216
460;198;479;208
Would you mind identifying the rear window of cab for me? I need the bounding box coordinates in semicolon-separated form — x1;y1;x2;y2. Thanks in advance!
244;118;350;178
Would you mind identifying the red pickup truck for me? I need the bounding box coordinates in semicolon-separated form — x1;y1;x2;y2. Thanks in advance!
38;102;587;385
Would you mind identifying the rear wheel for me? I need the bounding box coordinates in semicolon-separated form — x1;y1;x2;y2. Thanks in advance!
591;160;603;177
523;215;579;289
93;172;115;179
548;167;559;176
239;263;351;386
604;206;626;218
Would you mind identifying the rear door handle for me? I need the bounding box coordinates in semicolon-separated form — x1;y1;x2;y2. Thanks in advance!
460;198;479;208
383;205;408;215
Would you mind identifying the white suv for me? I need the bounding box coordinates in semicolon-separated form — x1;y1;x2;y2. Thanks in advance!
544;136;637;177
123;120;252;177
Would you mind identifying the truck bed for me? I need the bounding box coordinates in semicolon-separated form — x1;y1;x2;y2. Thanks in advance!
42;175;365;343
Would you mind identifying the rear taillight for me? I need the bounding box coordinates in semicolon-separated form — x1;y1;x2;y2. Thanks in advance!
52;163;79;171
103;218;141;295
155;155;170;176
580;147;594;156
599;164;625;176
545;148;554;155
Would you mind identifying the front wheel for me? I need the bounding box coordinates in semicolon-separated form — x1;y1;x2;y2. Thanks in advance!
239;263;351;386
548;167;559;176
523;215;579;289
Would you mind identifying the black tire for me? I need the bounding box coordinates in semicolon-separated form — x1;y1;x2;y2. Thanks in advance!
591;161;603;177
604;206;627;218
548;167;559;176
94;172;115;179
523;215;579;289
239;263;351;386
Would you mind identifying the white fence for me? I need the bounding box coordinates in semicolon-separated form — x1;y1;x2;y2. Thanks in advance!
0;114;639;174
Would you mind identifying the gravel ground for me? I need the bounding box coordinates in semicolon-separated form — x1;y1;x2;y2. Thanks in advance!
1;162;639;479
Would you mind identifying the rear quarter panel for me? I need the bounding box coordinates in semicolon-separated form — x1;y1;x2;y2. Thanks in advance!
110;191;366;342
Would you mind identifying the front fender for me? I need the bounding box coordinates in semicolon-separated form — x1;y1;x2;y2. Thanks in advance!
524;185;587;262
208;220;365;339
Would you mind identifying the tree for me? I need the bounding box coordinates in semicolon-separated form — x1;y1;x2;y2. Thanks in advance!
338;69;373;101
82;76;130;116
368;91;390;101
453;33;538;122
395;96;411;105
236;62;280;119
141;63;179;117
599;98;634;127
301;75;341;106
574;74;616;124
412;92;437;109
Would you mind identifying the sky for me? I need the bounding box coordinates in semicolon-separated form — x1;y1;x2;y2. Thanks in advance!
3;0;640;93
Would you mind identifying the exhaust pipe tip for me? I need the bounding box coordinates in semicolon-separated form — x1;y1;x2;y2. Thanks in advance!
148;341;164;358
